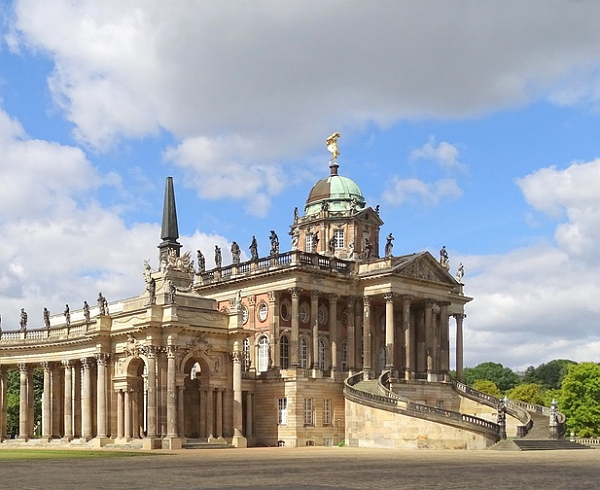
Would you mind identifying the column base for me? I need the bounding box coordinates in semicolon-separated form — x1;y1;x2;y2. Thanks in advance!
91;437;113;448
62;435;73;443
231;434;247;448
142;437;162;450
161;437;182;450
427;372;440;382
310;368;322;379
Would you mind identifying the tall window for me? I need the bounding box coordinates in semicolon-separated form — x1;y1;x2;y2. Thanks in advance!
318;338;327;371
304;398;314;426
299;337;309;368
333;229;344;249
305;234;313;253
323;399;332;426
258;336;269;373
278;398;288;425
242;337;250;372
280;335;290;369
341;340;347;371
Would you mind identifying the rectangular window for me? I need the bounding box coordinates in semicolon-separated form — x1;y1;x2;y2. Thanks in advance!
305;234;313;253
304;398;314;426
278;398;288;425
323;399;332;426
334;229;344;249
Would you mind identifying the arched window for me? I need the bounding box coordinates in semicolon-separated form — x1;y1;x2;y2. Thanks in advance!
299;337;309;368
280;335;290;369
242;337;250;372
341;340;348;371
258;336;269;373
318;338;327;371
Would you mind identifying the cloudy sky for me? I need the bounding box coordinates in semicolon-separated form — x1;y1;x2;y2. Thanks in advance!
1;0;600;370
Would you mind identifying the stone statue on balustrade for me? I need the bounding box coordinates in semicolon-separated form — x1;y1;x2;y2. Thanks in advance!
291;230;299;251
197;250;205;273
311;231;319;252
83;301;90;323
328;236;336;254
249;236;259;261
64;304;71;327
215;245;222;268
455;262;464;283
43;307;51;329
19;308;27;331
98;292;106;316
231;241;241;265
269;230;279;256
168;280;177;304
385;233;394;258
148;277;156;305
439;246;449;270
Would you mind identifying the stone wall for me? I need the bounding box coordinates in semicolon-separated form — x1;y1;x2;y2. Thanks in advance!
345;399;495;450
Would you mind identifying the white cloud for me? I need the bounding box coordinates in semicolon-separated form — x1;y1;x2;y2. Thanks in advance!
462;158;600;368
10;0;600;209
410;136;463;171
382;177;462;206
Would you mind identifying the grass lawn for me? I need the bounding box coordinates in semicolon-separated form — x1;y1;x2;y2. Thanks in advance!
0;449;154;460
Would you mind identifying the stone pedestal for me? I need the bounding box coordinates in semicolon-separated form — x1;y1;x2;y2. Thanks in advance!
91;437;113;448
142;437;162;450
161;437;182;450
231;434;247;448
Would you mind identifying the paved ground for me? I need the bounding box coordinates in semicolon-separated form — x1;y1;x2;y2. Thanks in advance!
1;447;600;490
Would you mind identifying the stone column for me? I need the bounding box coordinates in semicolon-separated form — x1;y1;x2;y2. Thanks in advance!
290;288;300;367
178;385;185;441
245;391;253;438
41;361;52;440
206;388;214;441
17;363;29;440
424;300;434;379
384;293;395;372
362;297;372;379
124;389;132;440
146;347;157;439
81;358;93;440
329;294;339;376
454;313;465;382
346;297;356;373
132;389;140;439
216;389;223;439
62;360;73;441
0;367;6;440
269;291;280;369
311;291;320;372
402;295;413;380
116;390;124;439
95;353;108;440
232;341;247;447
166;345;178;439
439;302;450;377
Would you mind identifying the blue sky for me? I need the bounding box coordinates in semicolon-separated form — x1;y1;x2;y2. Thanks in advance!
1;0;600;370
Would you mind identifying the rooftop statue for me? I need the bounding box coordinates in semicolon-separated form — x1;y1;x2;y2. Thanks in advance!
326;132;341;163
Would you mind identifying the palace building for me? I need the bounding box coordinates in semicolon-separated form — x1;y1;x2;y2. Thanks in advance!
0;142;538;450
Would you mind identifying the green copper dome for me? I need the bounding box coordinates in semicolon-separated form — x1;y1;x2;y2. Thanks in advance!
304;166;366;215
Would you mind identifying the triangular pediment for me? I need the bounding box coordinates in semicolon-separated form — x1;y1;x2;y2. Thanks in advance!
392;252;456;285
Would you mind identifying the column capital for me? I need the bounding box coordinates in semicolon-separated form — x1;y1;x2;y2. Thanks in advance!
95;352;110;365
401;294;414;303
80;357;92;369
40;361;52;371
17;363;29;373
268;290;279;303
383;292;395;302
62;359;72;368
362;296;371;307
310;290;321;300
328;293;339;303
346;296;356;308
289;287;302;299
452;312;466;320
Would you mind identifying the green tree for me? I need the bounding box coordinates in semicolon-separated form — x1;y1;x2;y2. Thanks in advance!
471;380;502;398
559;362;600;437
506;383;545;405
523;359;577;390
5;368;43;438
464;362;520;392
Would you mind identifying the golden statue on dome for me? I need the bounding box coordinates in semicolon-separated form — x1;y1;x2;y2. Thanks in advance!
326;132;341;163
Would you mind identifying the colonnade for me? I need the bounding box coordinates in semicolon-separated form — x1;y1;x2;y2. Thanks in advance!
249;290;465;381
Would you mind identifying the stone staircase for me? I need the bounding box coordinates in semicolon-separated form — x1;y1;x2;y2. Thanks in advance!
181;438;233;450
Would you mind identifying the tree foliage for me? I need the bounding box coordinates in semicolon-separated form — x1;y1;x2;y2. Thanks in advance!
464;362;520;392
523;359;577;390
471;380;502;398
506;383;545;406
5;368;43;438
559;362;600;437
